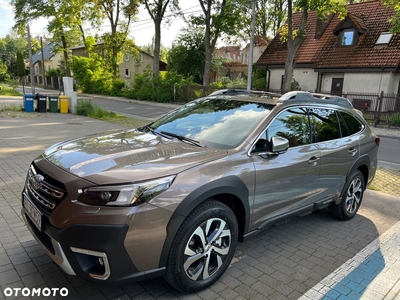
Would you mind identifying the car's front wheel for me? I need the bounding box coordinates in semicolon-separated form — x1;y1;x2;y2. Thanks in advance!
329;169;365;220
165;200;238;292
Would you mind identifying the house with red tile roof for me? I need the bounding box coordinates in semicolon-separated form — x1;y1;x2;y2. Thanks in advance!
213;36;270;82
256;1;400;95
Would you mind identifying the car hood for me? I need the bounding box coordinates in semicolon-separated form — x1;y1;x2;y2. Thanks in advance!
43;129;227;184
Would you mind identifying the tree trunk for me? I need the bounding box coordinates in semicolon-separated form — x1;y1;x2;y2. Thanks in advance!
153;18;161;76
61;34;71;77
282;4;308;93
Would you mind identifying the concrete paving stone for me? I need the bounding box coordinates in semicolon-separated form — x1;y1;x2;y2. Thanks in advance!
82;292;107;300
193;286;220;300
236;273;258;286
232;284;259;298
73;283;101;299
31;254;53;267
219;274;241;290
0;263;14;274
9;252;32;266
21;272;46;288
249;281;275;298
37;263;59;276
0;254;11;266
26;249;46;260
95;285;125;299
14;262;38;277
42;272;69;287
216;287;240;299
110;295;133;300
119;283;146;298
0;269;20;286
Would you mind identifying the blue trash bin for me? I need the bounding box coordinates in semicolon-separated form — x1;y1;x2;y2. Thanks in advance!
24;94;34;112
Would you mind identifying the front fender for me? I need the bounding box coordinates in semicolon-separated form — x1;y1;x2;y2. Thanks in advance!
158;176;250;268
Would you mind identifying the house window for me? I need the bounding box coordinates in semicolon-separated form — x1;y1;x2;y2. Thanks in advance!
340;29;355;46
376;32;393;45
124;54;130;61
125;68;130;77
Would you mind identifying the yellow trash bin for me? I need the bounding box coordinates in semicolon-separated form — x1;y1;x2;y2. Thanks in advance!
58;96;69;113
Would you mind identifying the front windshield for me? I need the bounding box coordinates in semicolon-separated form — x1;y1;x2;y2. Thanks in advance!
149;98;275;148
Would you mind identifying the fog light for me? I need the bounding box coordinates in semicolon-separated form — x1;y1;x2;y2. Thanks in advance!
70;247;110;280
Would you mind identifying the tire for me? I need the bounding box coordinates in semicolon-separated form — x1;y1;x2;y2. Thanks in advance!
165;200;238;293
329;170;365;220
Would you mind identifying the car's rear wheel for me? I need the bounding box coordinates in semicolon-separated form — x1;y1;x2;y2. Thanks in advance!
329;170;365;220
165;200;238;292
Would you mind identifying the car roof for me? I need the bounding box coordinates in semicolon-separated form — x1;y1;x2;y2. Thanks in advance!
209;90;355;111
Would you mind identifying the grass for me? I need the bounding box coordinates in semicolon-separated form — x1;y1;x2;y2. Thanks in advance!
76;99;148;128
0;102;23;112
0;85;22;96
368;168;400;196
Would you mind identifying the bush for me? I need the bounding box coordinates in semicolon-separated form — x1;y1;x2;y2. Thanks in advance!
390;113;400;127
75;99;95;116
128;71;193;103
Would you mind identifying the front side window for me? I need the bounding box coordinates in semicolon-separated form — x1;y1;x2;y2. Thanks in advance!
310;108;341;142
266;107;310;148
340;29;355;46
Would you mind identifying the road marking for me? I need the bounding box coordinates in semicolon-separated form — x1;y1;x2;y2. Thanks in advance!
299;221;400;300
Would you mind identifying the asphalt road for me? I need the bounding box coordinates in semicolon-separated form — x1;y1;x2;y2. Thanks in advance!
378;137;400;170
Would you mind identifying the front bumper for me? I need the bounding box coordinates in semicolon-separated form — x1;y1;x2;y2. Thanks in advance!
22;203;167;283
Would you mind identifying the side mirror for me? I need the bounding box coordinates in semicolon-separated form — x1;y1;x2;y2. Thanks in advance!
271;136;289;153
259;136;289;159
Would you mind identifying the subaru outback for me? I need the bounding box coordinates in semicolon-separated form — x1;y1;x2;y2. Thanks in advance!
21;91;380;292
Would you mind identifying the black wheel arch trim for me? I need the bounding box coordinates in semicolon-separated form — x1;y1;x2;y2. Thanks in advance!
338;154;370;203
158;175;250;268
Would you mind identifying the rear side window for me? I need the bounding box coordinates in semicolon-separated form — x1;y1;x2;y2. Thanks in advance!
267;107;310;148
309;108;341;142
339;111;363;136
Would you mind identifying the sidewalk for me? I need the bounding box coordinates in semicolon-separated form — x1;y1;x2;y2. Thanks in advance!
0;109;399;300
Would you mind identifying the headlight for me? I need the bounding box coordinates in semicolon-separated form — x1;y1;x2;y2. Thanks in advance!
77;175;175;206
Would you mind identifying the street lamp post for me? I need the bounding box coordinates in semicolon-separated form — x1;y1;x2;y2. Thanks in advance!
246;0;256;91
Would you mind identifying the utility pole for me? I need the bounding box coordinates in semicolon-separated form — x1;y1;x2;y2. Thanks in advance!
40;37;47;89
246;0;256;91
27;25;35;94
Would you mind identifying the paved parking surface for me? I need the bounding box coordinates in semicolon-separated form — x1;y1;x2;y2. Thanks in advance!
0;112;399;300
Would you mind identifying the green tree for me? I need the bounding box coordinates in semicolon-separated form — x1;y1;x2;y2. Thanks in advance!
384;0;400;33
94;0;140;77
167;27;205;84
191;0;247;87
12;0;101;76
281;0;347;92
142;0;180;76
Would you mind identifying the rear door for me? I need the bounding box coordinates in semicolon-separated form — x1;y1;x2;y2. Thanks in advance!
250;107;321;231
309;107;361;202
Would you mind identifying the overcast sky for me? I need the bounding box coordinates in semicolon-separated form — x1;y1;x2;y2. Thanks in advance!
0;0;202;47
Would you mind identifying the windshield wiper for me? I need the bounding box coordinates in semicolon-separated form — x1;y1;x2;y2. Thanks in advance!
160;131;204;147
142;125;171;139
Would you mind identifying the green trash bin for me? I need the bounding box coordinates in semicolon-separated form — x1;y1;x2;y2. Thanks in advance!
49;95;58;112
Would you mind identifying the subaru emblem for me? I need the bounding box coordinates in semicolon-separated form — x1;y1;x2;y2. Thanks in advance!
30;174;44;190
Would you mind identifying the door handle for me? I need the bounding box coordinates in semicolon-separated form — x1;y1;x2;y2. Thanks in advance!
348;148;357;156
308;156;320;166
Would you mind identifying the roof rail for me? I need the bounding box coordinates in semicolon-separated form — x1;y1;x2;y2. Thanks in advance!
278;91;353;108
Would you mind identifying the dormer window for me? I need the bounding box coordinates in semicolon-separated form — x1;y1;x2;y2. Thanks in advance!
333;14;366;47
376;32;393;45
340;29;355;46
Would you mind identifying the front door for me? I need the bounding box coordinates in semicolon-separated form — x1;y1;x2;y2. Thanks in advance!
250;107;321;231
331;78;344;96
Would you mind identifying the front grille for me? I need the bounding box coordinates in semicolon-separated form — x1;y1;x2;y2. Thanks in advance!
26;164;67;215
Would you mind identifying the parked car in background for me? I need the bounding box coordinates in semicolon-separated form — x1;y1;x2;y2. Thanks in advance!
22;91;379;292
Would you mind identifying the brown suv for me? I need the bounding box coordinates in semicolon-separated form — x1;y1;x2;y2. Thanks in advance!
21;91;380;292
